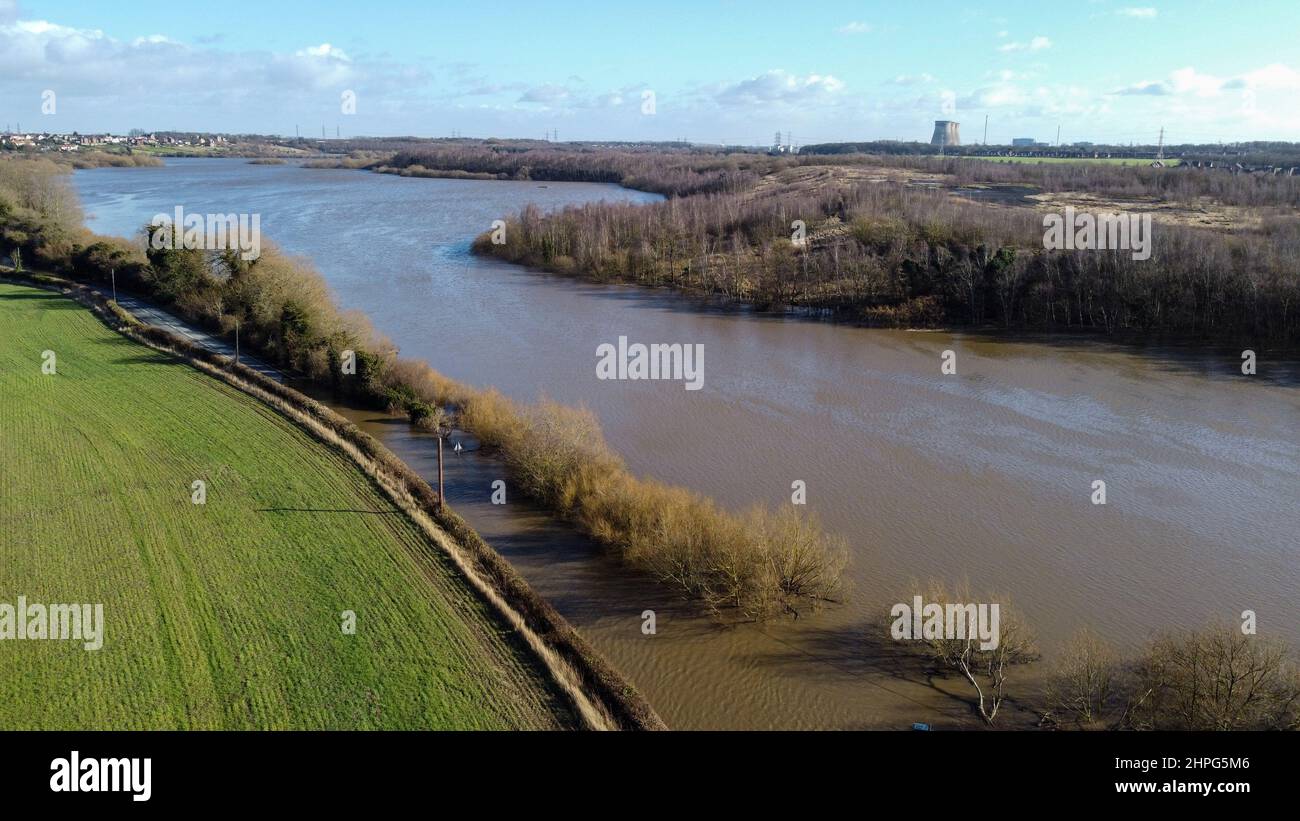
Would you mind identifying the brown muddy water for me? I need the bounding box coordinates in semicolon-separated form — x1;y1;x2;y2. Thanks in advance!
76;159;1300;729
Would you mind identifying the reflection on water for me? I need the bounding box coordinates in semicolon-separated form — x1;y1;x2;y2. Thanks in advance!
77;159;1300;729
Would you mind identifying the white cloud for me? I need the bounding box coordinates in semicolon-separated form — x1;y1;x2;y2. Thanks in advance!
1110;79;1172;96
1170;66;1225;96
713;70;844;106
509;80;653;111
999;36;1051;53
959;83;1030;108
295;42;351;62
518;84;571;105
1226;63;1300;91
1117;7;1158;18
0;16;413;128
836;21;872;34
1111;63;1300;99
0;19;120;71
991;69;1028;82
1095;63;1300;142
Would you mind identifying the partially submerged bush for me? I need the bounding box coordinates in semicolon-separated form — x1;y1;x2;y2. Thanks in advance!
1127;625;1300;731
496;400;845;618
1044;629;1122;729
892;580;1037;726
1037;623;1300;731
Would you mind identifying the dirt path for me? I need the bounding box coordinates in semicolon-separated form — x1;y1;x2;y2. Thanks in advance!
83;285;289;383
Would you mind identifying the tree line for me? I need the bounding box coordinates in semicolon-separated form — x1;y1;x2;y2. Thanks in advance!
467;148;1300;343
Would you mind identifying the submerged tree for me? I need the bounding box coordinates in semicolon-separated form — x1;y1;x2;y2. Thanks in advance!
1044;629;1121;729
1124;625;1300;731
899;580;1038;726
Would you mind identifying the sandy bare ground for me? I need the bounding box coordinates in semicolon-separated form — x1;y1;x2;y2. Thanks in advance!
750;163;949;200
1025;191;1274;232
779;162;1276;233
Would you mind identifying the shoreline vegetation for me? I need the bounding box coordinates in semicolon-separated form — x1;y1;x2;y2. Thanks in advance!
888;584;1300;730
57;151;165;170
361;144;1298;345
0;153;847;622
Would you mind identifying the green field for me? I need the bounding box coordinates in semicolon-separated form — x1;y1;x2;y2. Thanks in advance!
969;155;1181;167
0;281;572;729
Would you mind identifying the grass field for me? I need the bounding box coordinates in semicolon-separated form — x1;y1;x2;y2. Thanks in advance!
969;155;1181;166
0;281;573;729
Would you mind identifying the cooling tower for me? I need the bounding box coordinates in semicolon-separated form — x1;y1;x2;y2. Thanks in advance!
930;120;961;147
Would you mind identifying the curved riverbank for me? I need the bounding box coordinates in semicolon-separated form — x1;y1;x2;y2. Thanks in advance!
3;269;666;731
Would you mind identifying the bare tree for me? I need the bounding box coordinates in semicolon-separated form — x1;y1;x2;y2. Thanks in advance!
1125;625;1300;731
1044;629;1120;728
908;581;1038;726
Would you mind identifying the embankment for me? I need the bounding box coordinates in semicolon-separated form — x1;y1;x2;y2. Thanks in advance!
3;269;666;731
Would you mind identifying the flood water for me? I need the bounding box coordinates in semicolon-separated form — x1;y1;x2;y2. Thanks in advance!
75;159;1300;729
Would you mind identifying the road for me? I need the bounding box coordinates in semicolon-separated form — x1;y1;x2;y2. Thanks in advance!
89;286;287;383
0;260;286;381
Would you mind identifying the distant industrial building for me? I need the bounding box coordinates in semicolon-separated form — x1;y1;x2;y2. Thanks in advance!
1012;137;1036;147
770;130;797;155
930;120;960;147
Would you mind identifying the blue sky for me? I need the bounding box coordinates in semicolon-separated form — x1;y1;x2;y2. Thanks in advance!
3;0;1298;144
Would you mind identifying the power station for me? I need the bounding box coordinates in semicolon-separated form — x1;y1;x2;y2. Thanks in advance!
930;120;961;148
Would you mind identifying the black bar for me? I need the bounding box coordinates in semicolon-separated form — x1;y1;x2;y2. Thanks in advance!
5;730;1286;808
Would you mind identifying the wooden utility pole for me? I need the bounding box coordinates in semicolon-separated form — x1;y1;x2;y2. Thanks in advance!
436;436;444;508
234;318;240;365
110;268;116;302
